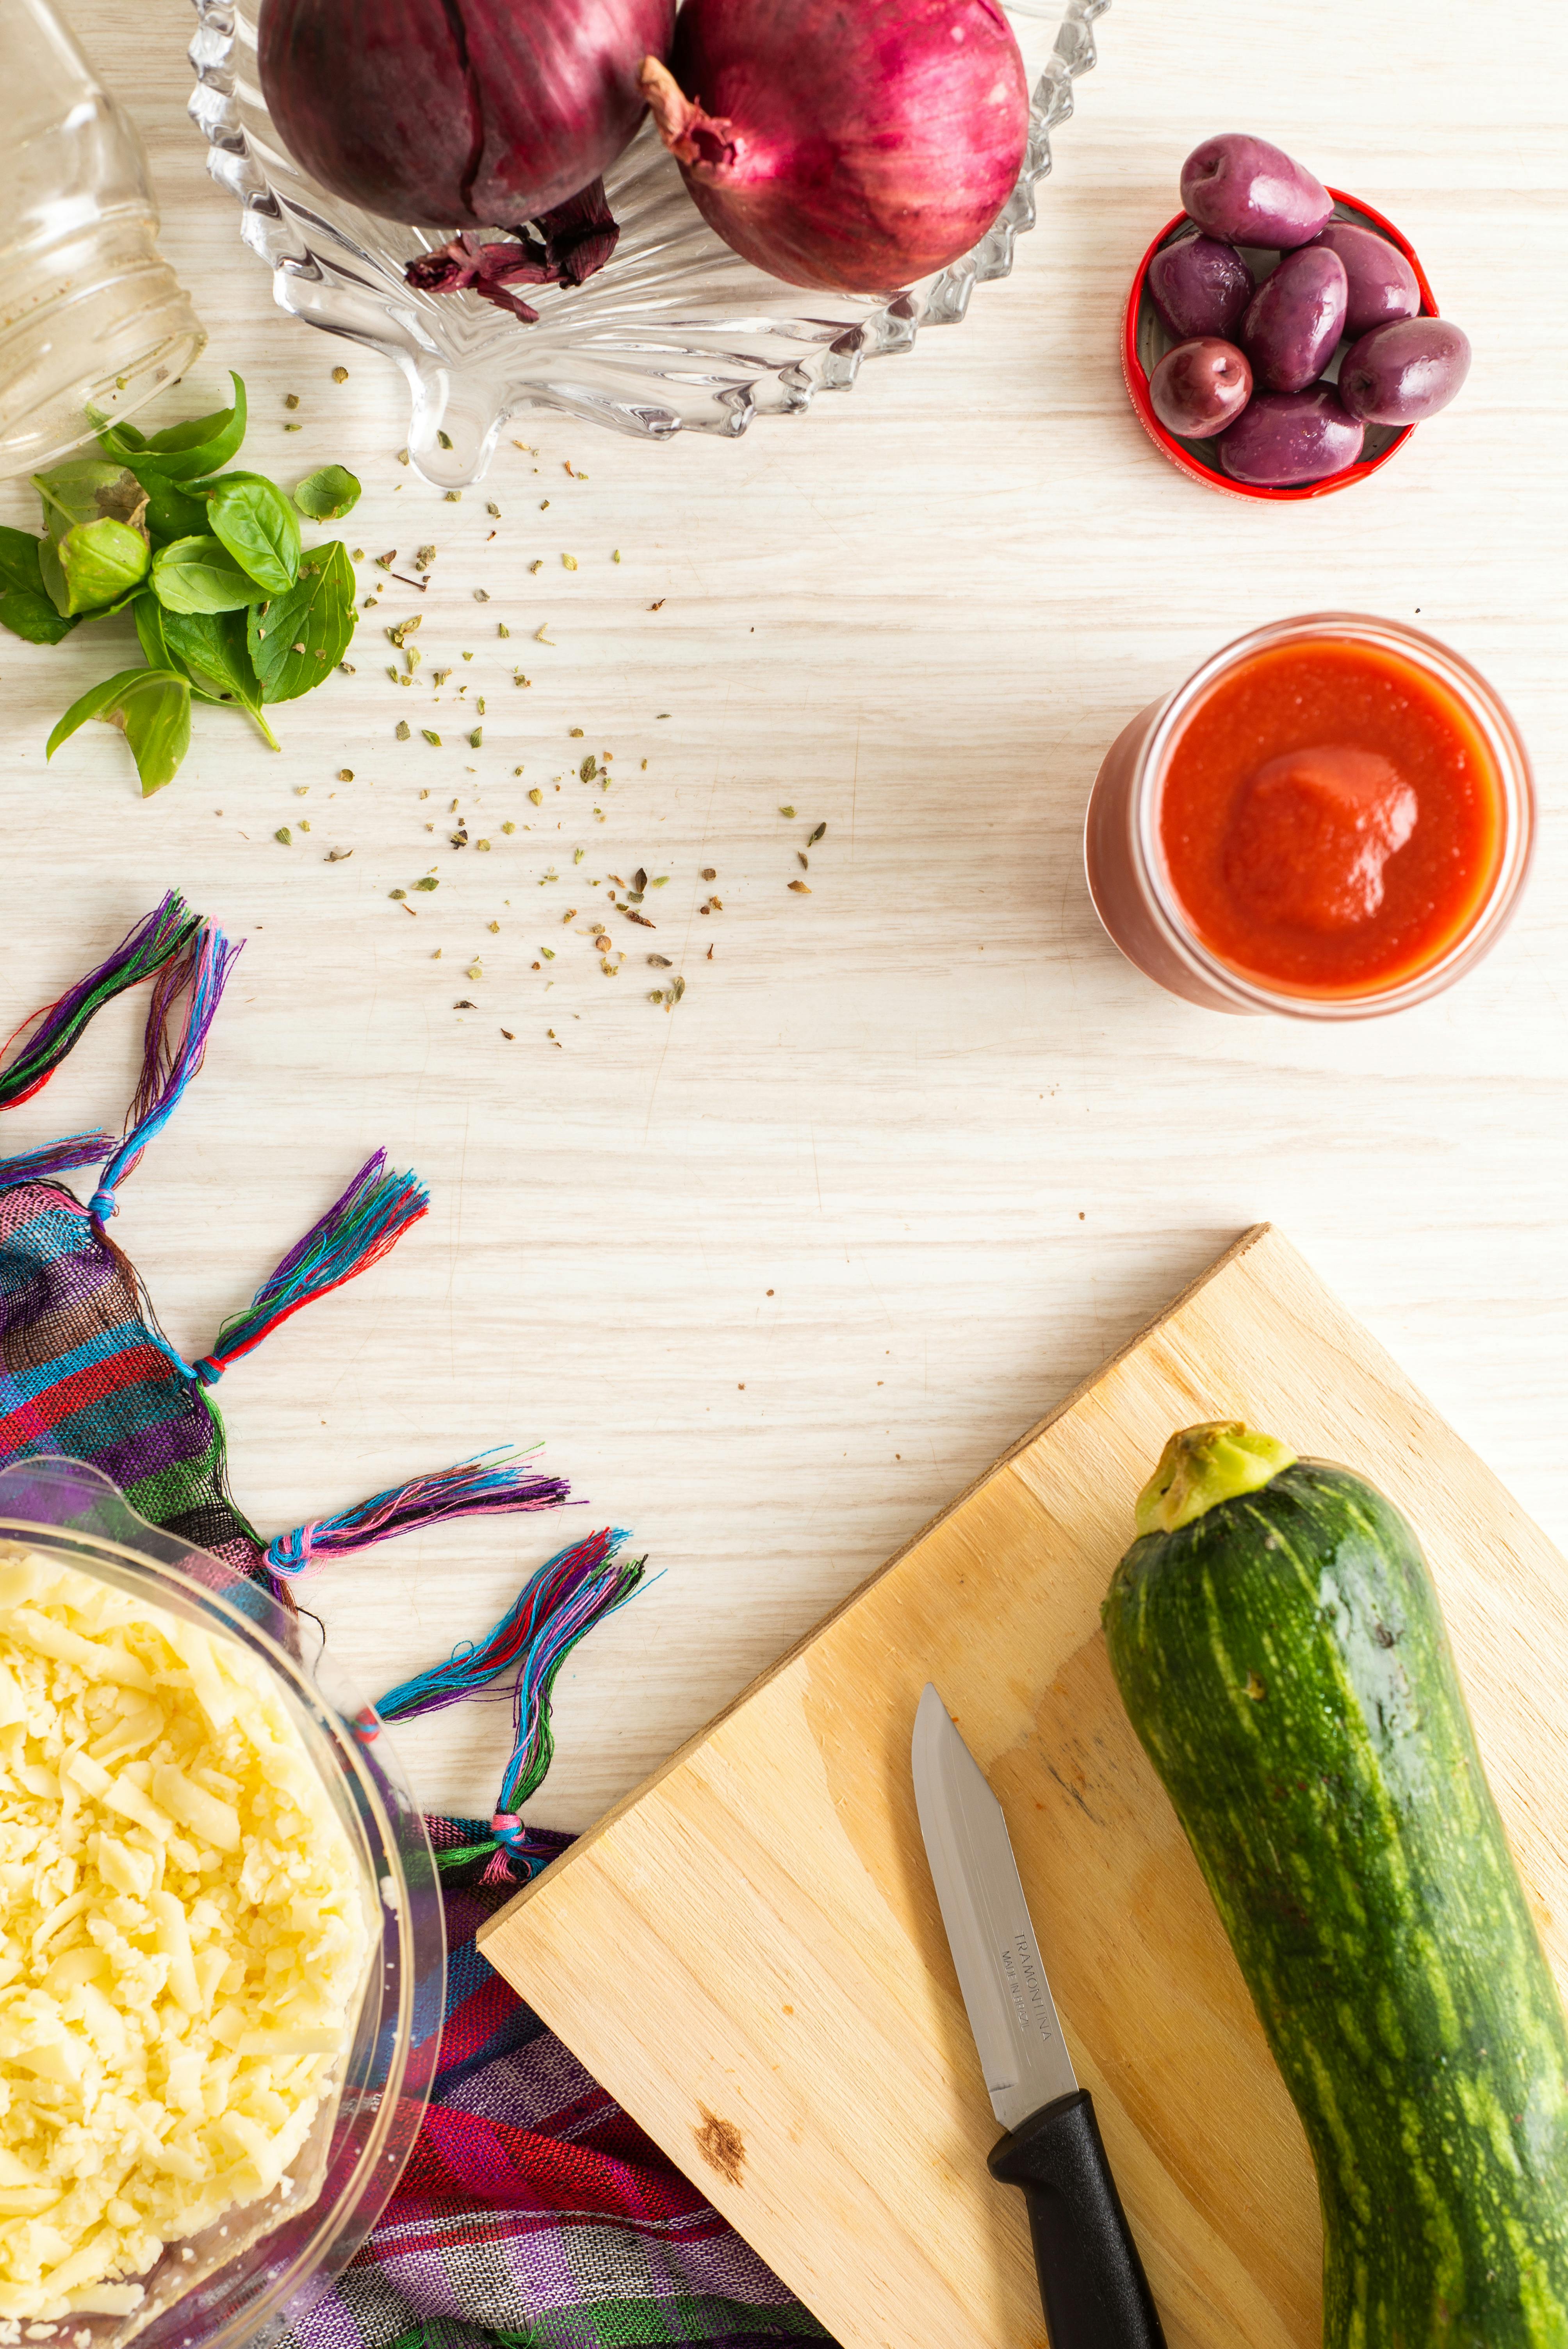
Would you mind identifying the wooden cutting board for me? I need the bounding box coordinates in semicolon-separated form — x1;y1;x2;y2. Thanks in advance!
479;1226;1568;2349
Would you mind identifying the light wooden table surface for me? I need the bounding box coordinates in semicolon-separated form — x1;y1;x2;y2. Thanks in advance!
4;0;1564;1834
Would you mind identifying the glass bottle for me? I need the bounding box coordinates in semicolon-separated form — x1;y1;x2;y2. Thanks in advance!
0;0;205;477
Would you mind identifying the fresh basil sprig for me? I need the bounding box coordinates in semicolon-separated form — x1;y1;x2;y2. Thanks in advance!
4;371;356;795
31;461;151;615
94;372;248;482
35;460;147;538
0;527;80;646
121;465;210;548
248;541;356;702
200;471;302;595
151;533;270;616
47;669;192;798
38;521;149;618
160;608;282;751
294;464;361;521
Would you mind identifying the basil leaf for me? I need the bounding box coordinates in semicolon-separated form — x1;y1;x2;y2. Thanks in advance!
133;593;171;672
293;464;361;521
102;372;248;482
0;527;78;645
37;537;66;612
159;607;281;750
123;462;208;548
41;518;151;617
201;471;301;593
46;668;143;745
123;676;192;794
160;605;243;695
246;539;356;703
46;666;192;797
31;464;150;615
81;583;156;622
34;461;148;543
112;675;192;797
151;533;269;615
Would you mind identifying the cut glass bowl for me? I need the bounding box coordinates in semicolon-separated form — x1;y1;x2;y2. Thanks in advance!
187;0;1109;486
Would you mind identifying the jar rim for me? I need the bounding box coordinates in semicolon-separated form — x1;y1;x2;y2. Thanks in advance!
1126;612;1536;1020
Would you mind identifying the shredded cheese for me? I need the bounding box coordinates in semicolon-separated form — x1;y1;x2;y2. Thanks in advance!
0;1545;370;2319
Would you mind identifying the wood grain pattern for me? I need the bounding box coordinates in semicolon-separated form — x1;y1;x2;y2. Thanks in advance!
479;1226;1568;2349
1;0;1565;1837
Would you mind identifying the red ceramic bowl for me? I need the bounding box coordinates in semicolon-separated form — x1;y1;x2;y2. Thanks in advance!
1122;191;1440;502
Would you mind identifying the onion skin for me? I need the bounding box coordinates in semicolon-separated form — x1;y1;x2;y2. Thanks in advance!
404;182;621;318
640;0;1029;296
259;0;675;230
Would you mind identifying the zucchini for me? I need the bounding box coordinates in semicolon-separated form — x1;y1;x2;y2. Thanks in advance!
1103;1421;1568;2349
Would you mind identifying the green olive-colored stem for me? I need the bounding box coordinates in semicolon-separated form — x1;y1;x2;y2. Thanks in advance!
245;702;281;752
1133;1420;1296;1537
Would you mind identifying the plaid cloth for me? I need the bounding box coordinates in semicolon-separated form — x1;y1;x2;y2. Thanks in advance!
0;1173;824;2347
290;1822;824;2349
0;1176;272;1584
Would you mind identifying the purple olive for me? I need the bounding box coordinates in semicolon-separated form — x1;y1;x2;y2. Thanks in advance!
1242;247;1348;393
1180;134;1333;250
1339;317;1471;424
1149;338;1253;440
1307;220;1420;339
1146;234;1253;340
1219;387;1365;487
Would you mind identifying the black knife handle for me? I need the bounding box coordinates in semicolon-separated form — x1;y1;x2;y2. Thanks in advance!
988;2089;1166;2349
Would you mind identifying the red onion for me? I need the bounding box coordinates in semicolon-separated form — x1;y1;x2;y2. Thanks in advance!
639;0;1029;296
404;181;622;319
259;0;675;230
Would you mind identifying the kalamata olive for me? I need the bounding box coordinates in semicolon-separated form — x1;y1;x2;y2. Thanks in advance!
1219;387;1365;487
1242;246;1348;393
1180;134;1333;250
1339;317;1471;424
1149;338;1253;439
1146;233;1253;340
1307;220;1420;338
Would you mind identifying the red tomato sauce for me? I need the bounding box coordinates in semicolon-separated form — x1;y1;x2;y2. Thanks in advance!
1158;639;1505;996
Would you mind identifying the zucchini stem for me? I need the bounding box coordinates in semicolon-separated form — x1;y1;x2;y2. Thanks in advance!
1135;1421;1297;1536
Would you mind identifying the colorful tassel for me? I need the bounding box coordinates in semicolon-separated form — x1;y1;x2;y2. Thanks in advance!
0;893;199;1114
489;1529;644;1873
195;1149;429;1382
0;1131;118;1189
479;1821;573;1884
375;1527;645;1882
90;920;241;1232
264;1450;572;1576
411;1821;574;1882
374;1527;629;1720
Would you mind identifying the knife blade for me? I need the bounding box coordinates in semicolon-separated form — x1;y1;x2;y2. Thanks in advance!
912;1683;1166;2349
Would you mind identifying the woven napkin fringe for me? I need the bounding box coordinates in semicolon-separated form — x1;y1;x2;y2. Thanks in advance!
0;891;614;1859
0;898;826;2349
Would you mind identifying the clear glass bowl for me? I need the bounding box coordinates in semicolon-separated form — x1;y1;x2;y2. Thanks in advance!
186;0;1109;486
0;1455;444;2349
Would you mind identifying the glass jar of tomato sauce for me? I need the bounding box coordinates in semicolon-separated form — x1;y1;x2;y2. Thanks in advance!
1084;613;1535;1019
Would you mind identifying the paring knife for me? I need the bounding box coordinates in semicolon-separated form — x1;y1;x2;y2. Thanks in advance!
912;1682;1166;2349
